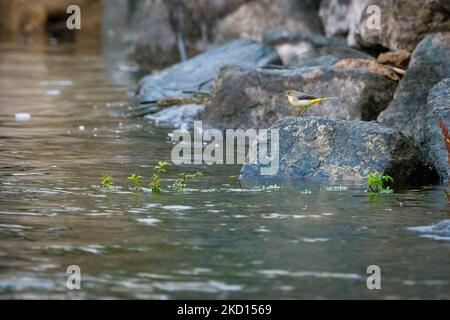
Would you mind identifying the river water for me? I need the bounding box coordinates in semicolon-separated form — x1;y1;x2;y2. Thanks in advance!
0;41;449;299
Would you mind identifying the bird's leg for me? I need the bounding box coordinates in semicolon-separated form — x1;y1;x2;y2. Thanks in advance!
299;107;307;117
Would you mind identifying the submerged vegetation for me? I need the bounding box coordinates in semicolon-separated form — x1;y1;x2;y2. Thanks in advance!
99;163;206;193
128;173;143;191
150;161;171;193
228;175;243;190
100;165;399;196
367;171;394;194
97;162;284;194
173;171;203;191
101;173;113;188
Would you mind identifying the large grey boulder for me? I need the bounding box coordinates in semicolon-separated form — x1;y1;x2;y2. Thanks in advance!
378;33;450;140
203;58;398;129
423;79;450;181
241;117;439;186
134;39;279;124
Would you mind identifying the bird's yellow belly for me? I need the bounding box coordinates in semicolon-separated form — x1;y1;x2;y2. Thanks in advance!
288;96;314;108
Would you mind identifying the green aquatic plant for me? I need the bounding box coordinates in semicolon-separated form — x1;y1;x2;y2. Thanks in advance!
301;188;312;194
228;175;243;190
101;173;113;188
127;173;143;190
264;184;281;190
150;161;171;193
367;171;394;194
252;184;281;191
173;171;203;191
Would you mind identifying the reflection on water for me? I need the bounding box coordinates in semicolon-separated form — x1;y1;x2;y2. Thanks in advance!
1;42;450;299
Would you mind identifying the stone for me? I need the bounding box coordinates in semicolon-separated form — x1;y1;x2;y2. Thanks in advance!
240;117;439;186
203;58;398;129
378;33;450;140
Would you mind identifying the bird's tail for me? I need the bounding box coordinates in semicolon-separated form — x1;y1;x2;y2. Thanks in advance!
320;97;339;101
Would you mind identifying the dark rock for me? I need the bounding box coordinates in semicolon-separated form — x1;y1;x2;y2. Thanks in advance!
423;79;450;181
241;117;439;186
378;33;450;140
203;58;398;129
349;0;450;52
135;39;280;124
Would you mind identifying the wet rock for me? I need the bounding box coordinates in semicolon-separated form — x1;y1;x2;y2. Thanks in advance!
423;79;450;181
214;0;323;43
378;33;450;140
203;58;398;129
377;50;411;69
349;0;450;52
241;117;439;186
136;39;280;124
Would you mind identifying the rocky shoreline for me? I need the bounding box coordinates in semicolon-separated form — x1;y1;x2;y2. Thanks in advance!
107;0;450;186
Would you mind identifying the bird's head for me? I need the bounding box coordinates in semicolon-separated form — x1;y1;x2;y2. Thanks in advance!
284;90;297;97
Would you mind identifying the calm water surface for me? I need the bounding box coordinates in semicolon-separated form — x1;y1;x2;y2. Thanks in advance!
1;42;450;299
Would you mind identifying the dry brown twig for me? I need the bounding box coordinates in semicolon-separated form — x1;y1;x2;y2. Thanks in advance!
437;117;450;202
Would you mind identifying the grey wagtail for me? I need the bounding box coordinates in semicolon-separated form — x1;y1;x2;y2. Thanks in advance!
284;90;339;115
